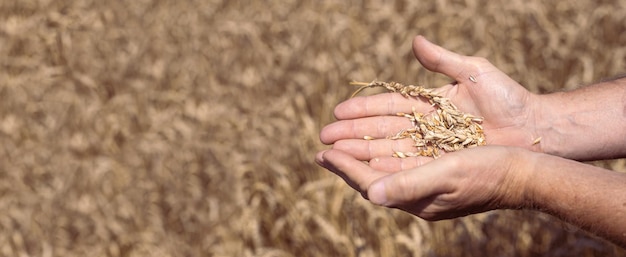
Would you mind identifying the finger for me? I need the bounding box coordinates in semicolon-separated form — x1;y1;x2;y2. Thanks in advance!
334;93;435;120
412;35;474;83
332;138;416;160
368;155;457;206
315;150;327;167
319;149;389;195
319;116;412;144
369;156;433;173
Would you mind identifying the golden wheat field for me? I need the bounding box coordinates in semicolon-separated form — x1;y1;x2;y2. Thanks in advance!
1;0;626;256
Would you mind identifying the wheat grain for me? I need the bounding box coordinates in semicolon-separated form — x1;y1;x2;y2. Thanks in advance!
351;81;486;158
532;137;542;145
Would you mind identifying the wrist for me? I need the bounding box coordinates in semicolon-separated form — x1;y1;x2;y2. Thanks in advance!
517;150;575;211
514;150;546;210
491;147;537;210
530;91;566;157
529;81;626;160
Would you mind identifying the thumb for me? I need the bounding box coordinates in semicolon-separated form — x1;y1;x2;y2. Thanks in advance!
412;35;471;83
367;161;452;206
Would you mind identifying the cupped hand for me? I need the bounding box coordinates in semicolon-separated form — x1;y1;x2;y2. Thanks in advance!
315;146;532;220
320;36;543;166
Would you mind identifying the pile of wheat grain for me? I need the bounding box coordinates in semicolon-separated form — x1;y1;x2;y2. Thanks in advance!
353;81;486;158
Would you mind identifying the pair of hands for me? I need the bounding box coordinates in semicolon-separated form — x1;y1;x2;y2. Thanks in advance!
316;36;544;220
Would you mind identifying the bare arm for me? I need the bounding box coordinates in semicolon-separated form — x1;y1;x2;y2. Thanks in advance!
523;151;626;247
535;78;626;161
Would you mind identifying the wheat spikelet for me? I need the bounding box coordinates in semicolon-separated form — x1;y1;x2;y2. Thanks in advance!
351;81;486;158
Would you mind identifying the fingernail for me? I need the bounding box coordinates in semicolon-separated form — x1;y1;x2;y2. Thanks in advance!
368;181;388;206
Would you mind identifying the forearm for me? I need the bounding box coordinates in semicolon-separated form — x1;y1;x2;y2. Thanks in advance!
534;77;626;161
522;152;626;247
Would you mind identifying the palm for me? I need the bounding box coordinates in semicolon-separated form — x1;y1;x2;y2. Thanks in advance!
320;79;536;163
436;67;537;148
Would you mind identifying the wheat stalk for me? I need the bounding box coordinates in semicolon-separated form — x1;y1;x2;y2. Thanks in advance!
351;81;486;158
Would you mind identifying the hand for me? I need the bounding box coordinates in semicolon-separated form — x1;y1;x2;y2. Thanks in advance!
320;36;543;164
315;146;531;220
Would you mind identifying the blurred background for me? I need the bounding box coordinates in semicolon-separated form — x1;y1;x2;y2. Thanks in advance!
1;0;625;256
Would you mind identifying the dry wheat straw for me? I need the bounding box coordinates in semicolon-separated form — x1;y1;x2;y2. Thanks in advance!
351;81;486;158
